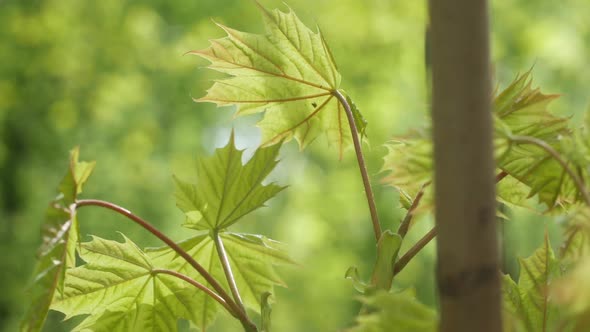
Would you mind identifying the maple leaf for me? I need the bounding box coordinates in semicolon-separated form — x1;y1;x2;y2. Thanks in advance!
560;206;590;262
51;235;210;332
174;131;285;231
190;2;366;157
348;289;438;332
381;134;433;211
381;71;578;210
21;147;95;332
502;233;566;332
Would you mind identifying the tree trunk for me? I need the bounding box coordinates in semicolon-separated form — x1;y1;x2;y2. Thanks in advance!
428;1;502;331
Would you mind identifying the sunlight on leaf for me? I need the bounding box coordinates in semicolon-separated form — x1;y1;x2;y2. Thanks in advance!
348;289;437;332
146;231;294;330
381;136;432;212
51;235;206;332
190;2;365;157
21;147;94;332
174;131;285;230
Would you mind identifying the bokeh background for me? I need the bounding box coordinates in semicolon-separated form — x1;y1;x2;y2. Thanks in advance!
1;0;589;331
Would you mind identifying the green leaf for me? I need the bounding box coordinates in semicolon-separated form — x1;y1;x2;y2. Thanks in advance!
260;292;273;332
496;175;537;211
348;289;438;332
190;3;364;157
501;233;564;332
560;206;590;262
370;230;402;291
381;136;433;212
494;72;577;208
552;257;590;331
494;71;567;142
146;231;293;330
21;147;94;332
345;231;402;295
381;71;576;210
51;235;206;332
552;205;590;330
58;146;97;205
345;267;370;294
174;131;285;230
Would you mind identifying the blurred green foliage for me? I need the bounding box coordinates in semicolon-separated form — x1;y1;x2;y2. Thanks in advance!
1;0;588;331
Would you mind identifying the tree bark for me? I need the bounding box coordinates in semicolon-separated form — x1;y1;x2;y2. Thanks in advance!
428;1;502;331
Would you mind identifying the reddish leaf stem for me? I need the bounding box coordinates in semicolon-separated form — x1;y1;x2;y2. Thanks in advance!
394;227;437;275
333;89;382;241
495;170;508;183
75;199;257;331
397;182;431;238
393;170;514;276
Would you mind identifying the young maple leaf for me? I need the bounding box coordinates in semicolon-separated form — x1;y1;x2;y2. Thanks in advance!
190;2;366;158
51;235;212;331
22;147;95;332
173;131;285;231
502;234;565;332
381;71;577;210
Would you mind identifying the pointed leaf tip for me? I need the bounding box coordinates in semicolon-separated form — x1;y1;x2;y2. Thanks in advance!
22;148;95;332
175;133;284;231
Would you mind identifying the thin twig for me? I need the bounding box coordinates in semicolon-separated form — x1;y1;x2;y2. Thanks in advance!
393;227;437;275
510;135;590;206
213;231;246;313
332;89;382;241
151;268;235;316
495;170;508;183
397;182;431;238
392;169;521;276
75;199;257;330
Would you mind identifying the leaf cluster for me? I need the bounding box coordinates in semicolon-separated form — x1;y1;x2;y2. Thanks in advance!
21;2;590;332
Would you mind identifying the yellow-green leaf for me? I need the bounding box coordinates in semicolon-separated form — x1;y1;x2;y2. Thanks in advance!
174;132;285;231
501;234;564;332
146;231;294;330
348;289;438;332
21;148;94;332
51;235;208;332
191;3;364;157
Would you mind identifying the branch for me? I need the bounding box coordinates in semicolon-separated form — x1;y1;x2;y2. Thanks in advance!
393;171;509;276
510;135;590;206
213;230;246;314
397;182;431;238
332;89;382;241
393;227;437;275
495;170;508;183
151;268;235;316
75;199;257;330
